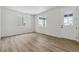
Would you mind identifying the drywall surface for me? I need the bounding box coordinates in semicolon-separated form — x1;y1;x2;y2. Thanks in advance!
35;7;63;38
78;17;79;41
78;18;79;41
0;7;1;38
78;7;79;41
35;7;77;41
1;7;35;37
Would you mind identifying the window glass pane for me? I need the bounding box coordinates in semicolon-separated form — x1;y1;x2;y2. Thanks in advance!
38;16;46;27
38;20;44;27
64;13;73;26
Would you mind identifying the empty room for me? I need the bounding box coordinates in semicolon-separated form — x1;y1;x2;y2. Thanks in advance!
0;6;79;52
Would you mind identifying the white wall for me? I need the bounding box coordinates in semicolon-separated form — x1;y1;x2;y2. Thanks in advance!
77;7;79;41
78;18;79;41
35;7;78;41
31;15;35;32
1;7;35;37
35;7;63;37
78;16;79;41
0;7;1;38
1;6;78;42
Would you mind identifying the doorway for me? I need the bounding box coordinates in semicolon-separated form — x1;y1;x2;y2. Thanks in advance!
60;7;77;41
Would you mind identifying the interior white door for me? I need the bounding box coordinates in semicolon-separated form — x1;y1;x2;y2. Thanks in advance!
61;7;77;41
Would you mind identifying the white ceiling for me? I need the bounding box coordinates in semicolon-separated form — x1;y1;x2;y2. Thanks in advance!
6;6;56;15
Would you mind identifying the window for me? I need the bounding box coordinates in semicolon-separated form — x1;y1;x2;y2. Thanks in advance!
64;13;73;26
38;16;46;28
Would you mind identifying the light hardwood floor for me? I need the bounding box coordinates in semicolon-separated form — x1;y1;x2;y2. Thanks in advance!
0;33;79;52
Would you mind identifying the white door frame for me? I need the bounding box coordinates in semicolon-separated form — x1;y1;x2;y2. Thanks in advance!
76;7;79;42
61;6;78;41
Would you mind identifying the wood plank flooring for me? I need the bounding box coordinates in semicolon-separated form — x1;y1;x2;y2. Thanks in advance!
0;33;79;52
